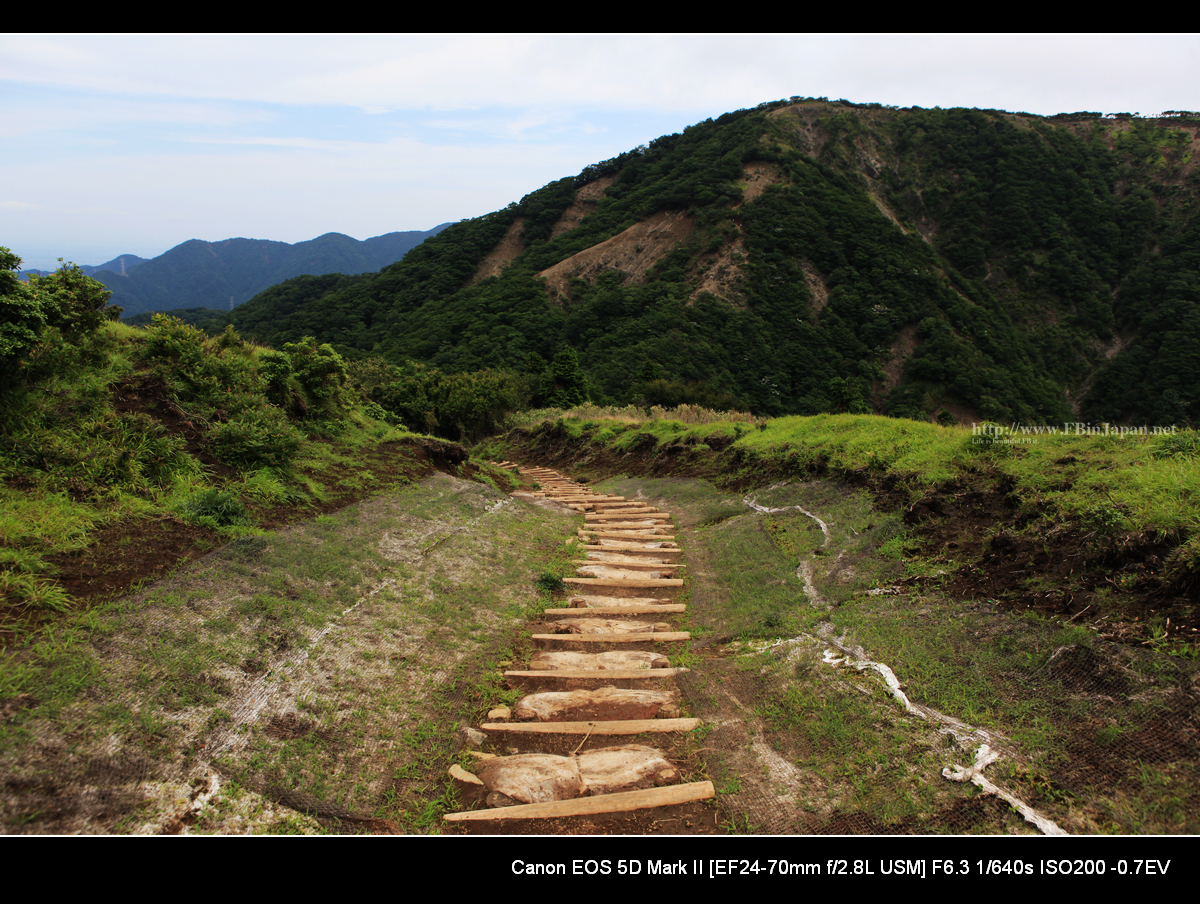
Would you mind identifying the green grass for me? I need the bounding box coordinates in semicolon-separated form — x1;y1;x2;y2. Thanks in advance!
517;412;1200;540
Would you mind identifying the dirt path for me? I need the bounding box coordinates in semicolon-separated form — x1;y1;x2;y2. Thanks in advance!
440;467;1084;835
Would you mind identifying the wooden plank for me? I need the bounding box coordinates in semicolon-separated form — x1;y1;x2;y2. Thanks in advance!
564;577;684;587
573;560;684;569
582;530;675;536
532;632;690;643
443;781;715;822
585;510;662;520
503;668;685;679
479;718;701;735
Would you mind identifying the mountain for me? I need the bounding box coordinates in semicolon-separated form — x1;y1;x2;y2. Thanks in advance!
21;253;150;279
27;227;451;318
225;99;1200;426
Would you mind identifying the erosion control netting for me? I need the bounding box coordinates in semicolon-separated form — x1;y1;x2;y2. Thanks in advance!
1;475;577;834
599;477;1200;835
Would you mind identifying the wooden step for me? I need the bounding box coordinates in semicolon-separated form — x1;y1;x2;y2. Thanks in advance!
585;510;663;520
480;717;701;735
443;781;715;822
580;528;676;535
503;668;685;679
533;632;690;643
564;577;684;588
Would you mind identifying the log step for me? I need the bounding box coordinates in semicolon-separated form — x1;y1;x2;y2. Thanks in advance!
504;668;685;679
480;717;701;735
532;632;690;643
564;577;684;587
443;781;715;822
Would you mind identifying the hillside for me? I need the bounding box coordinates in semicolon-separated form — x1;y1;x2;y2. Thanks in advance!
228;99;1200;427
29;226;451;319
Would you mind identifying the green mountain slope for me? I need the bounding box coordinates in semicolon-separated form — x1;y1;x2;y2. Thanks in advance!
228;99;1200;426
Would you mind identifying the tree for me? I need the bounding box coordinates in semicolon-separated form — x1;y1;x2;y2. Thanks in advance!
2;250;118;388
1;248;46;384
546;345;588;408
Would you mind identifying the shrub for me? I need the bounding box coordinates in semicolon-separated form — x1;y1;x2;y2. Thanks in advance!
207;407;303;471
180;488;249;529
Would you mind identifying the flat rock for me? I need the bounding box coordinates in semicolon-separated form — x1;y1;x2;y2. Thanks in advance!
568;595;670;608
576;565;666;579
576;745;678;794
584;552;669;565
470;746;676;803
529;650;671;671
476;753;584;805
513;686;680;722
557;618;672;634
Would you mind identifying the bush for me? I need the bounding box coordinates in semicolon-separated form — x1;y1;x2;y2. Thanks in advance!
207;407;303;471
138;314;261;410
180;488;249;529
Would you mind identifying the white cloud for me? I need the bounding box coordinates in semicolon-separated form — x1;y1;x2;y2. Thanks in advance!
4;33;1198;267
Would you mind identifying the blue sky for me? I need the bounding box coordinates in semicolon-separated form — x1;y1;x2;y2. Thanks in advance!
4;34;1198;270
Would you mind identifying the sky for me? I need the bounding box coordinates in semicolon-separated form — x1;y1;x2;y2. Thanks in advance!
4;33;1198;271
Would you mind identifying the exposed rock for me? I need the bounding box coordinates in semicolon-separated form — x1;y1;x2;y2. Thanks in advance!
459;727;488;747
487;705;511;721
576;745;678;794
476;753;584;804
576;564;665;579
469;744;677;803
448;764;488;805
529;650;671;670
583;552;668;565
513;686;680;722
557;618;672;634
568;595;668;608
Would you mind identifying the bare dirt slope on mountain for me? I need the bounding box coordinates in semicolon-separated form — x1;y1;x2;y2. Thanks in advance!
539;210;695;301
471;217;528;283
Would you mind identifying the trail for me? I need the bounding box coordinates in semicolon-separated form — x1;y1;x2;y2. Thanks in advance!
443;463;714;829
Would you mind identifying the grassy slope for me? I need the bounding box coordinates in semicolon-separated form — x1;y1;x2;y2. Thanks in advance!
0;474;580;834
487;407;1200;653
489;409;1200;833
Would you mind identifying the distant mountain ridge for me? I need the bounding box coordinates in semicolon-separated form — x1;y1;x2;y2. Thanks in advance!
23;227;451;318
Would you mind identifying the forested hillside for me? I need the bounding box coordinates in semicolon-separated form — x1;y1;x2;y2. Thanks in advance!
225;99;1200;427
